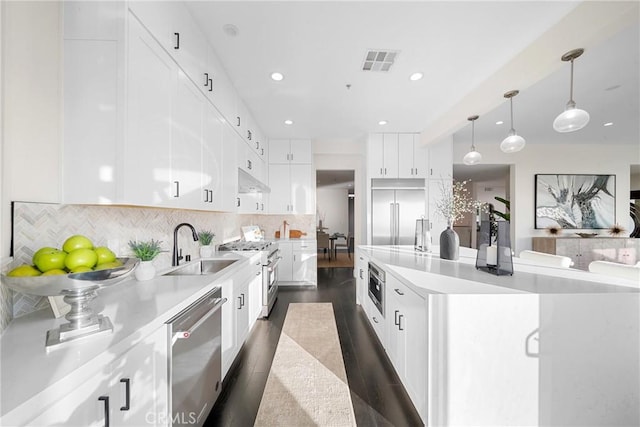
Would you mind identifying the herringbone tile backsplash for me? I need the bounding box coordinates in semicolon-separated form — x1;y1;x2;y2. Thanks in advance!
0;202;313;332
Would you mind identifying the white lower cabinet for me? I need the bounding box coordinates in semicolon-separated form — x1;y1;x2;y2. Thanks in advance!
25;326;169;427
277;241;317;285
354;250;369;306
385;275;427;422
221;256;261;378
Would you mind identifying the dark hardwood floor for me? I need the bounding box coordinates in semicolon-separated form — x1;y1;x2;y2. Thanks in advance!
205;267;423;426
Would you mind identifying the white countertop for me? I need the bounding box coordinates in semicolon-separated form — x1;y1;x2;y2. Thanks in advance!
0;252;252;418
359;245;639;297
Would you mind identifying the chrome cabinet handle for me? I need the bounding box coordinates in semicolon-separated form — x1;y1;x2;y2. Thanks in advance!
398;314;404;331
99;396;110;427
204;73;209;87
204;189;209;202
237;116;241;127
174;32;180;49
120;378;130;411
174;181;180;197
394;310;400;326
394;288;404;296
208;78;213;92
241;293;245;307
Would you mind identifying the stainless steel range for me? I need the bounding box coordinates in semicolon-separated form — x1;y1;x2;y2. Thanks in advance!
218;240;280;317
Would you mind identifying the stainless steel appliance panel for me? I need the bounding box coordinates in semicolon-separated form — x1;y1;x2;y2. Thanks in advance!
372;189;426;245
368;262;385;317
167;288;226;427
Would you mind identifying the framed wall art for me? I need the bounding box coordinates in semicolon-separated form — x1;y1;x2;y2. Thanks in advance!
535;174;615;229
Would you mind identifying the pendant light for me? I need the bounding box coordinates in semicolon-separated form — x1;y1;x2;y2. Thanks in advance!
500;90;526;153
463;115;482;165
553;48;590;133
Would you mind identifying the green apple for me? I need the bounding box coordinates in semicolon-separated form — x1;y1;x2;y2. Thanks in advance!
34;249;66;272
62;235;94;253
42;268;67;276
94;247;116;265
69;266;93;273
32;247;58;265
7;265;41;277
65;248;98;271
94;260;123;271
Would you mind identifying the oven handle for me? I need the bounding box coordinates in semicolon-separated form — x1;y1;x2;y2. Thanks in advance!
171;297;227;345
267;256;281;272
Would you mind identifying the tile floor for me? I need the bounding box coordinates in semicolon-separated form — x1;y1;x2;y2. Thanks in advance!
205;267;422;426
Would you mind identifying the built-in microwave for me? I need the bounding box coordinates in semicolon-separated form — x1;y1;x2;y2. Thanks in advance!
368;262;385;317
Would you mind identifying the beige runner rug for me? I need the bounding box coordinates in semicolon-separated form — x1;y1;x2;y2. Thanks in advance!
254;303;357;426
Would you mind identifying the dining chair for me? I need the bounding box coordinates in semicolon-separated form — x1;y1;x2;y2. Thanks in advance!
317;232;331;259
333;233;353;259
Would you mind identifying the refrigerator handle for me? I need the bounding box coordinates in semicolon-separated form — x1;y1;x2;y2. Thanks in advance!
390;203;395;245
395;203;400;245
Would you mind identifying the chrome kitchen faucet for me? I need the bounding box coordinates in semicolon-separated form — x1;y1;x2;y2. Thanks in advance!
172;223;199;266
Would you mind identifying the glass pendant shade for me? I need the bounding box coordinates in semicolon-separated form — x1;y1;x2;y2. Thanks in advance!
500;90;525;153
463;150;482;165
500;131;526;153
463;115;481;165
553;103;590;132
554;48;589;133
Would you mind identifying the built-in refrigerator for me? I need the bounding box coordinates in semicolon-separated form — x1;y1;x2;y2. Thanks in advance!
371;188;426;245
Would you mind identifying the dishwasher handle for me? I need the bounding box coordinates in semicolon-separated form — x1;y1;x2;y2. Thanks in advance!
171;297;227;345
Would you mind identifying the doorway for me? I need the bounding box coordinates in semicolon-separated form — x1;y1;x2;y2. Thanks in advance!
316;170;355;267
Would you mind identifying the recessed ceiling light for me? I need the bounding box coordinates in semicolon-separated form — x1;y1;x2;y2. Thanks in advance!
222;24;239;37
604;122;613;127
409;72;423;81
378;120;388;125
496;121;504;125
284;119;293;125
271;72;284;81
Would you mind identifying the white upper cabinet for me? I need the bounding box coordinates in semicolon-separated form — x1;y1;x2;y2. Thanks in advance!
427;138;453;180
123;14;175;206
222;125;239;212
368;133;399;178
269;139;312;164
398;134;428;179
204;44;237;127
202;103;224;210
267;163;314;214
128;1;207;89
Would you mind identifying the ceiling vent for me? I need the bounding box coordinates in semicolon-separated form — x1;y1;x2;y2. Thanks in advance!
362;50;399;72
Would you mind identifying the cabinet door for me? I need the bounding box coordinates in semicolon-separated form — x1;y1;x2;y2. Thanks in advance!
383;133;399;177
290;164;314;214
386;285;404;373
398;134;415;179
555;239;582;268
402;289;427;417
428;138;452;179
124;14;174;206
221;280;237;378
112;326;169;426
413;136;428;179
235;278;250;344
269;139;291;164
367;134;385;178
202;104;224;210
355;252;369;306
278;242;294;282
221;124;239;212
204;44;237;125
170;69;204;209
268;164;291;214
248;259;263;323
289;139;312;164
292;242;317;283
27;371;111;427
169;4;207;88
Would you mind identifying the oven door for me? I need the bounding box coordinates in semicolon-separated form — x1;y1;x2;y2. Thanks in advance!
368;262;385;317
262;251;281;317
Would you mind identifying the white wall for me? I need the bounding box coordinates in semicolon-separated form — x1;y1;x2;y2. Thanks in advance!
313;138;366;246
1;1;62;258
316;188;349;236
453;142;636;254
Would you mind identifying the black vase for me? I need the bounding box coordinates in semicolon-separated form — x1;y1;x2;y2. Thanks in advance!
440;226;459;260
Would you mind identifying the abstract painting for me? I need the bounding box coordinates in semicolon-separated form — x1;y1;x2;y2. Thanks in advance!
535;174;615;229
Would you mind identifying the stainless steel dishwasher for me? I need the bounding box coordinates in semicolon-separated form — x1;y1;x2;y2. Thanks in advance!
166;287;227;427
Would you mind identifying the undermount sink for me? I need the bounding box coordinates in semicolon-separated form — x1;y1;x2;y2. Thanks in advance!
164;259;239;276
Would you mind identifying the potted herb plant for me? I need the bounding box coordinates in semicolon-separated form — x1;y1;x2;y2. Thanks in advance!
128;239;163;281
198;230;215;258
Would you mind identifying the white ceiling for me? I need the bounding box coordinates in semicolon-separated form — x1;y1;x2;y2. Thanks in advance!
186;1;639;150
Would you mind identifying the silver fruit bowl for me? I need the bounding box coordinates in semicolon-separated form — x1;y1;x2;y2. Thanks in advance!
1;257;139;296
1;257;139;350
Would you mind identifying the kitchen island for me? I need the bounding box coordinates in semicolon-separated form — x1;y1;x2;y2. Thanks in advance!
356;245;639;427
